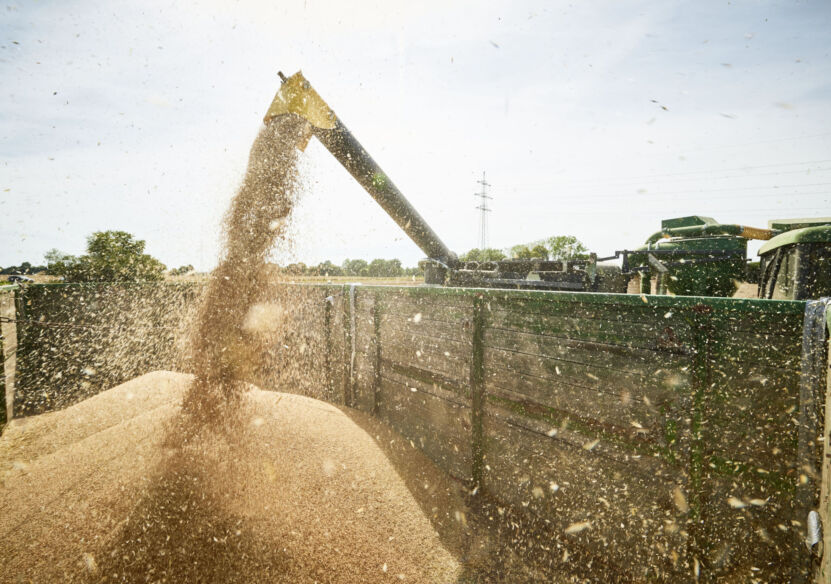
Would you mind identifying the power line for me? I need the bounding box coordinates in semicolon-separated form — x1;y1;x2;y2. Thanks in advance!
555;205;831;217
531;158;831;188
511;181;831;203
556;166;831;190
474;171;492;250
679;131;831;154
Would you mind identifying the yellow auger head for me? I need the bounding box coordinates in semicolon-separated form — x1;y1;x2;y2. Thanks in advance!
263;71;337;130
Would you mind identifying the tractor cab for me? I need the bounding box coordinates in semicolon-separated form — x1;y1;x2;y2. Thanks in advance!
758;218;831;300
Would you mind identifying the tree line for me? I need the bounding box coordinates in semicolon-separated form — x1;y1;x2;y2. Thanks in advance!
5;230;594;284
460;235;589;262
278;258;422;278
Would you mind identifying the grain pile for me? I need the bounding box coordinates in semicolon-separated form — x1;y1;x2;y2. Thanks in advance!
0;371;461;582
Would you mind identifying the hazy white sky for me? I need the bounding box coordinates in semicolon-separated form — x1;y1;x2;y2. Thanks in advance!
2;0;830;270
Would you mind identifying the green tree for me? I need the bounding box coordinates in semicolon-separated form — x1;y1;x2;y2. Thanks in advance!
286;262;308;275
544;235;589;261
342;258;369;277
460;248;506;262
169;264;195;276
510;244;538;259
44;249;78;277
530;244;549;260
45;231;166;282
317;260;343;277
367;258;403;277
1;261;47;275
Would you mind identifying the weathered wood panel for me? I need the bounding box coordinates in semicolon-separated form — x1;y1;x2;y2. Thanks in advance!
249;285;332;402
14;283;201;415
0;288;16;425
478;290;810;580
483;401;688;581
377;367;472;479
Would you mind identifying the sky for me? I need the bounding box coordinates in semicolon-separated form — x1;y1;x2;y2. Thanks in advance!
2;0;830;270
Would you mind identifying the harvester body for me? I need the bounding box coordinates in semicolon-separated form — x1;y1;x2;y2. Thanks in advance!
627;216;765;298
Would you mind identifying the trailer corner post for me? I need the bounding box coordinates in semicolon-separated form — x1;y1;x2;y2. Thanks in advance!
0;287;16;424
797;297;830;583
371;292;382;417
470;293;486;488
816;299;831;583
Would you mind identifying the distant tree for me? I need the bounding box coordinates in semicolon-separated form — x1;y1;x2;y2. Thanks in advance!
510;236;588;261
342;258;369;277
510;244;541;259
461;248;482;261
286;262;308;275
45;231;166;282
169;264;195;276
530;244;549;260
317;260;343;277
44;248;77;277
367;258;403;277
367;259;383;277
544;235;589;261
1;261;47;275
460;248;506;262
388;258;403;276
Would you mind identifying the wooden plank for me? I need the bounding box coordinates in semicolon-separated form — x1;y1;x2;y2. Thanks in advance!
14;283;199;415
700;362;800;478
488;293;804;335
382;334;470;385
484;327;690;374
484;373;674;440
380;359;468;397
1;291;16;422
382;304;472;328
711;330;802;369
380;313;469;344
377;287;475;311
377;375;472;480
484;346;687;405
482;403;687;580
488;295;696;328
688;473;798;582
489;308;694;351
351;349;376;413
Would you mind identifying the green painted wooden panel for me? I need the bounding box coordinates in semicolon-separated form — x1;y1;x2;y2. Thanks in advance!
485;327;691;373
377;370;472;480
483;401;688;581
14;283;200;415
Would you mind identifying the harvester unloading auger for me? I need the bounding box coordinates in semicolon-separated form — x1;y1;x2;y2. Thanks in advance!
265;71;458;281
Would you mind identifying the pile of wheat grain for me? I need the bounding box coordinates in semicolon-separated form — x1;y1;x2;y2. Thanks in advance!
0;371;460;583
